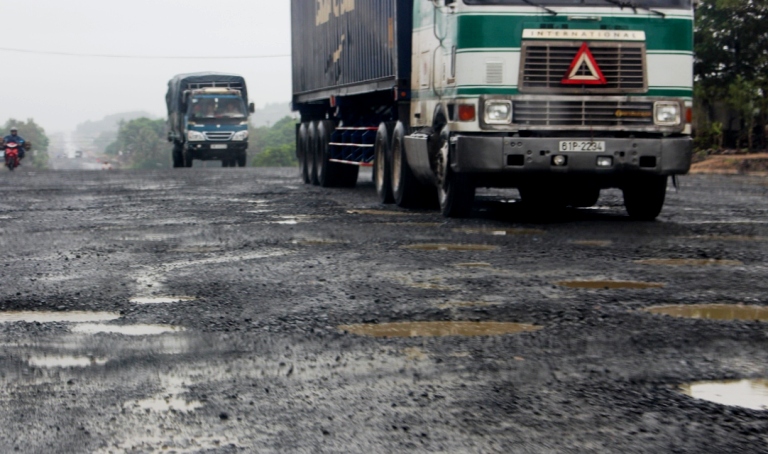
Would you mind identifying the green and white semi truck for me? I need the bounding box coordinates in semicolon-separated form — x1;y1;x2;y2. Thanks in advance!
291;0;693;219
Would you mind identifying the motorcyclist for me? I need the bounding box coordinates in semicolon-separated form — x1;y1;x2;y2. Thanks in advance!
3;128;26;160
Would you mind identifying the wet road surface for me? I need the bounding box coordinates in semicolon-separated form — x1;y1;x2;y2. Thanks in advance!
1;167;767;453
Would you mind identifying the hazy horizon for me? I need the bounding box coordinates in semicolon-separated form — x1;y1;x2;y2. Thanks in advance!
0;0;292;133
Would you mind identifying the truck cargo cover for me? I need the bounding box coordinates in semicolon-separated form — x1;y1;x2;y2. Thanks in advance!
166;73;248;114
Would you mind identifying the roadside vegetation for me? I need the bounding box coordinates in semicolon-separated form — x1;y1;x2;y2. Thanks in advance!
2;118;50;169
694;0;768;153
248;116;298;167
105;118;168;169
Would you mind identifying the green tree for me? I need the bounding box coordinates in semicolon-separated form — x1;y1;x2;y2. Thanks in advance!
249;116;298;167
109;118;169;169
2;118;50;169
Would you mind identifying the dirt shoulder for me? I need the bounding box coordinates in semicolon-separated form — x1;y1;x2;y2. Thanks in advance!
691;152;768;176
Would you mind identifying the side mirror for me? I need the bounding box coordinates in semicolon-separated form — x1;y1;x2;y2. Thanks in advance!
249;103;255;114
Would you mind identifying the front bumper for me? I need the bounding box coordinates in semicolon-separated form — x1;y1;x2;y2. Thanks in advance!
186;141;247;160
453;135;692;176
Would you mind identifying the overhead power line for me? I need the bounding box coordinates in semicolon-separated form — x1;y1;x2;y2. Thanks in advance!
0;46;290;60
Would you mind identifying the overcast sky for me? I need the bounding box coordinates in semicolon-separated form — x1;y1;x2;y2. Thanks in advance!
0;0;292;132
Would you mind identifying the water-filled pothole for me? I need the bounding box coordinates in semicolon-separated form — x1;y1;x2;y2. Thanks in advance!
403;244;497;252
645;304;768;322
557;280;665;289
636;258;743;266
28;355;108;368
454;228;545;236
0;311;121;324
571;240;613;247
680;380;768;411
130;297;195;305
71;324;185;336
338;321;542;337
347;209;417;216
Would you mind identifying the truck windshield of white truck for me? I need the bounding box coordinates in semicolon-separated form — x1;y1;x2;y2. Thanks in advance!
188;96;247;121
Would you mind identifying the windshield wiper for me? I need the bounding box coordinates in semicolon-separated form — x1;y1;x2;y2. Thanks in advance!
600;0;665;18
521;0;558;16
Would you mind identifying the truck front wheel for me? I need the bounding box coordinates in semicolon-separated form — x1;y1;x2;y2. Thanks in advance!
236;152;247;167
623;176;667;221
172;144;184;168
391;122;431;208
436;127;474;218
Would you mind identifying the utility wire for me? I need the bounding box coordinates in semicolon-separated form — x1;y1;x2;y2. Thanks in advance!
0;46;290;60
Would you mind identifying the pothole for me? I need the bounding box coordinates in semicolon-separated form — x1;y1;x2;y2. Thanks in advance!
338;321;542;337
347;209;417;216
28;355;108;368
453;262;493;268
557;280;665;289
403;244;497;252
635;258;743;266
645;304;768;322
680;380;768;411
130;297;196;305
571;240;613;247
71;324;185;336
454;228;545;236
0;311;121;324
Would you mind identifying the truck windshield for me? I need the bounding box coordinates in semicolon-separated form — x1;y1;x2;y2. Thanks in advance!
464;0;691;8
188;96;246;121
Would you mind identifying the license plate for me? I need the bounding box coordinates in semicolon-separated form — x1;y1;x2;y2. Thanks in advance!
559;141;606;152
210;144;228;150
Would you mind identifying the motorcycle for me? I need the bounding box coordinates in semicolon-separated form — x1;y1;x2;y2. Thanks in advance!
3;142;21;171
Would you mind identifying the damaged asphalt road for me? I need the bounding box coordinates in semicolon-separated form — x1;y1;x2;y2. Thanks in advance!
0;167;767;453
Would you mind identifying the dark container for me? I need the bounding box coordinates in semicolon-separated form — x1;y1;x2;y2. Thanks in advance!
291;0;413;105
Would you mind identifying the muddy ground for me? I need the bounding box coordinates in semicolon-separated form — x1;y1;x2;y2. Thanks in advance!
0;167;767;453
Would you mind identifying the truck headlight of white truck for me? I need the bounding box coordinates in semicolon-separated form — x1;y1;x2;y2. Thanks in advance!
187;130;205;142
484;100;513;125
654;102;681;126
232;130;249;141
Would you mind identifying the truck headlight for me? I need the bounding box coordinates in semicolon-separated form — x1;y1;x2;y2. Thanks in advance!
654;102;681;126
232;130;249;141
187;130;205;142
484;100;512;124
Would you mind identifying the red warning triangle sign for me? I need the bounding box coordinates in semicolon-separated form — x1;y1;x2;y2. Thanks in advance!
561;43;607;85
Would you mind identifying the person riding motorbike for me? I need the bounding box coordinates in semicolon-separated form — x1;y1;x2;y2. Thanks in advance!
3;128;26;160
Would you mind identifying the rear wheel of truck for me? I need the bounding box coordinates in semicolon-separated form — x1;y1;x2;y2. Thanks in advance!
172;144;184;168
436;127;474;218
308;122;320;185
623;176;667;221
391;122;432;208
374;122;394;204
298;123;311;184
316;120;338;187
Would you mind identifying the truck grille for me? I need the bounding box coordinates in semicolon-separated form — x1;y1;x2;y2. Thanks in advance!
204;132;234;141
513;99;654;127
520;42;646;93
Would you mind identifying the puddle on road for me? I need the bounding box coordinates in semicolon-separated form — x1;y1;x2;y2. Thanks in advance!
645;304;768;322
454;262;493;268
71;324;185;336
403;243;498;252
347;209;418;216
28;355;108;368
0;311;121;324
454;228;545;236
132;395;204;413
636;258;743;266
557;280;665;289
339;321;542;338
267;215;317;225
572;240;613;247
130;297;196;305
382;222;444;228
292;239;347;246
680;380;768;411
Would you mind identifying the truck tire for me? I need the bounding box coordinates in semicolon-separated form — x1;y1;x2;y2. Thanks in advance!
567;187;600;208
391;122;432;208
236;152;247;167
172;144;184;168
436;127;474;218
336;164;360;188
374;122;394;203
308;122;319;185
623;176;667;221
316;120;338;187
183;150;194;168
298;123;311;184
